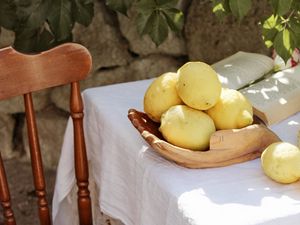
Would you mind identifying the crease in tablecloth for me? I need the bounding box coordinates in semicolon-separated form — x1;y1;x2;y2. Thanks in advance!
52;119;75;224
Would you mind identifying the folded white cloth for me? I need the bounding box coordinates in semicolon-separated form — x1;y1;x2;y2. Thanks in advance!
53;79;300;225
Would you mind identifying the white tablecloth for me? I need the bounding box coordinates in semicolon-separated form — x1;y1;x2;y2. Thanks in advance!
52;79;300;225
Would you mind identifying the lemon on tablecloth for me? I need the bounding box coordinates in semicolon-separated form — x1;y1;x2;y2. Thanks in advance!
261;142;300;184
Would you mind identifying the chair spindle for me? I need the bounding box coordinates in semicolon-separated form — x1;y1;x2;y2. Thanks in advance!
0;154;16;225
70;82;92;225
0;43;92;225
24;93;51;225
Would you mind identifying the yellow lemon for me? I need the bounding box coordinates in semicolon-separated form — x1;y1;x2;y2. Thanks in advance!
144;72;183;122
177;62;222;110
261;142;300;184
206;88;253;129
159;105;216;151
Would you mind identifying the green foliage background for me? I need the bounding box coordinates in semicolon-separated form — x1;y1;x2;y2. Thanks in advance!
0;0;94;53
210;0;300;62
0;0;299;62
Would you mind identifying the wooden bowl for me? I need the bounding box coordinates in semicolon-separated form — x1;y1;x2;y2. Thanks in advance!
128;109;281;169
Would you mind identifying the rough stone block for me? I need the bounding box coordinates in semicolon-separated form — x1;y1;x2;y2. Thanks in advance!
118;12;186;57
73;0;132;71
50;54;183;111
0;89;51;114
0;113;15;159
22;105;68;170
185;0;272;64
0;27;14;48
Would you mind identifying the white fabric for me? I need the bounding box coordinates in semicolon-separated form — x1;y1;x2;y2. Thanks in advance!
53;79;300;225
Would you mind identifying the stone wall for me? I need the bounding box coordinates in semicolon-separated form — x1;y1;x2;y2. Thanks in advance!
0;0;270;224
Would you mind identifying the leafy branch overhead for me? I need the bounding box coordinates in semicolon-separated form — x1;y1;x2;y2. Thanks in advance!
106;0;184;46
0;0;94;53
0;0;299;62
211;0;300;62
108;0;300;63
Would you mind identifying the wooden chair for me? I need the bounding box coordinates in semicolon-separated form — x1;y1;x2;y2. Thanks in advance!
0;43;93;225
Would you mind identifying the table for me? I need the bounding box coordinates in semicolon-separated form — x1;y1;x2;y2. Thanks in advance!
52;79;300;225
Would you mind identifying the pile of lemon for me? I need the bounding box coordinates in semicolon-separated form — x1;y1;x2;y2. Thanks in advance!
144;61;300;184
143;62;253;151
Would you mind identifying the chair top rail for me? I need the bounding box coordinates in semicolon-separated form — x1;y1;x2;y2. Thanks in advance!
0;43;92;100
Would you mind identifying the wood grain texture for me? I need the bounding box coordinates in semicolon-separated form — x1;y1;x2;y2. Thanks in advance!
71;82;92;225
0;43;92;100
0;153;16;225
24;93;51;225
0;43;93;225
128;109;281;169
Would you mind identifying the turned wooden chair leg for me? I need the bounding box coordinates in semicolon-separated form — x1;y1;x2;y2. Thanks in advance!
0;153;16;225
70;82;93;225
24;93;51;225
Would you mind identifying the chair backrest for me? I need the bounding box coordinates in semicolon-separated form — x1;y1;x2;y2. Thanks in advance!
0;43;93;225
